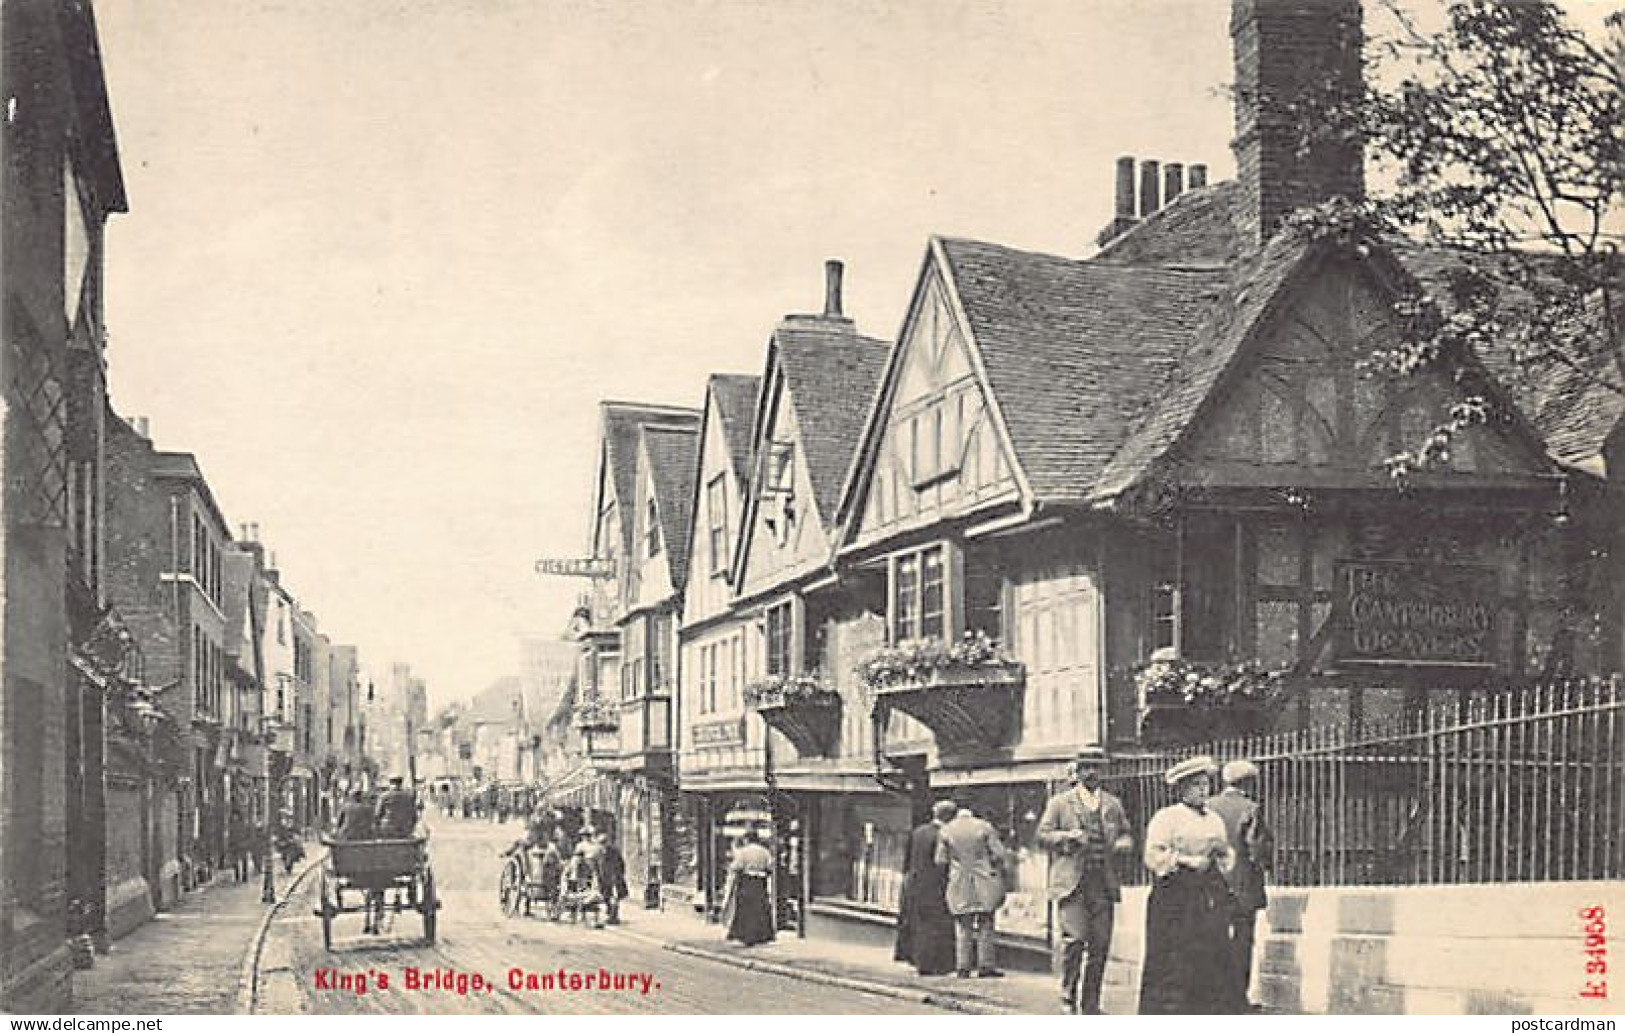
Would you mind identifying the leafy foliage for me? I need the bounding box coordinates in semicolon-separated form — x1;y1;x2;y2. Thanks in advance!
1134;656;1289;708
742;674;839;709
1299;1;1624;478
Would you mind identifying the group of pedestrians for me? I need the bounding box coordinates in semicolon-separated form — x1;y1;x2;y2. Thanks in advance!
505;810;629;930
892;753;1272;1015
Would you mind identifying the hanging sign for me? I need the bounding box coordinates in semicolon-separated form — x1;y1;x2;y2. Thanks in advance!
1334;560;1499;667
533;558;616;578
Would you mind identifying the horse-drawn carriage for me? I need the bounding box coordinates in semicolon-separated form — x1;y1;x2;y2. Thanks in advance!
316;836;438;949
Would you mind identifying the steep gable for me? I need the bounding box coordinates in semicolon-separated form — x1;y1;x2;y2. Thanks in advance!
641;424;700;594
844;253;1023;545
681;377;759;626
1095;233;1559;501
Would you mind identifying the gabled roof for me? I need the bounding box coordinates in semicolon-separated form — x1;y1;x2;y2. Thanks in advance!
710;373;762;484
596;401;700;555
1092;228;1313;500
640;423;701;591
936;236;1229;506
774;326;890;526
1096;179;1625;473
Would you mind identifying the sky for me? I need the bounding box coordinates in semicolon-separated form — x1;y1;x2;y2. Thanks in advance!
91;0;1609;710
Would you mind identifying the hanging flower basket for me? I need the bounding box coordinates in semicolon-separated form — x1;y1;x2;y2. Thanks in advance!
856;632;1024;753
746;675;842;757
573;697;620;734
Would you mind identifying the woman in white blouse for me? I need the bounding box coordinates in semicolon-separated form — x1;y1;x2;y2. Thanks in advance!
1137;756;1247;1015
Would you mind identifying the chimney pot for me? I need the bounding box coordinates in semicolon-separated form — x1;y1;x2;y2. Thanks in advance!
1138;159;1162;217
1164;163;1185;205
1189;164;1209;189
823;260;844;318
1114;156;1136;217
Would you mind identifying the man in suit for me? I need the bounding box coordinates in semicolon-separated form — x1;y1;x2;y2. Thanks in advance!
1037;756;1134;1013
1207;759;1273;1010
935;806;1010;979
375;776;420;838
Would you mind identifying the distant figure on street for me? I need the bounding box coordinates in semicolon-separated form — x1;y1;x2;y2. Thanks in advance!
1139;756;1244;1015
1207;759;1273;1010
227;807;253;882
375;777;419;838
722;828;775;946
895;799;957;976
334;789;376;841
595;831;629;925
935;806;1009;979
1038;756;1134;1014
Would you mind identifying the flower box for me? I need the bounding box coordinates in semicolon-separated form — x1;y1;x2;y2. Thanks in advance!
857;633;1024;753
747;677;842;758
573;699;621;734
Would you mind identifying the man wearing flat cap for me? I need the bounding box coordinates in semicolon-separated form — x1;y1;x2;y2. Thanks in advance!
1037;755;1133;1013
1207;758;1273;1009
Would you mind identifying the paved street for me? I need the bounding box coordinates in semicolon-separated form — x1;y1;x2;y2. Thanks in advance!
254;814;950;1015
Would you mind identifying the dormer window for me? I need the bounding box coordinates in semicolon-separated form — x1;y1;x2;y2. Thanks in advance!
645;498;662;557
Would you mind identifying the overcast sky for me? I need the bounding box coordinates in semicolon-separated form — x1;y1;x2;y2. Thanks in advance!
92;1;1607;709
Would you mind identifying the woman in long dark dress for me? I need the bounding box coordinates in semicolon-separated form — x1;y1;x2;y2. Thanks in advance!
1138;756;1247;1015
723;829;775;947
894;800;957;975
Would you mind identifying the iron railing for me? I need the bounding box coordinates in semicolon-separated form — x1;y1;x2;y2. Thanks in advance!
1100;676;1624;887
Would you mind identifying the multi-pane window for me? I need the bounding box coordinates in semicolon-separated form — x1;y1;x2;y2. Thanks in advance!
650;613;672;690
707;475;729;576
764;443;796;546
765;602;793;677
891;546;946;642
700;644;717;714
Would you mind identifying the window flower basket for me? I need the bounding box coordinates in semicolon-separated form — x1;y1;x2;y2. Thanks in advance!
573;697;620;733
856;631;1024;753
746;674;842;757
1134;656;1287;744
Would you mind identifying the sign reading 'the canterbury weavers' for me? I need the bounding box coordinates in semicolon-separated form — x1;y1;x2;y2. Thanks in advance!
1334;560;1500;667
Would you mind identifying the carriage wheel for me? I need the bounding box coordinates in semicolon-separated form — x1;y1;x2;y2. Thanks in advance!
319;873;334;951
500;858;522;919
421;869;438;944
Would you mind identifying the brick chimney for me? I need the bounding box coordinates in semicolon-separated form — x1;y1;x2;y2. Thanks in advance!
1231;0;1365;247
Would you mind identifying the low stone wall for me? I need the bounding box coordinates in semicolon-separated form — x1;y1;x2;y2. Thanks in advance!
1099;881;1620;1015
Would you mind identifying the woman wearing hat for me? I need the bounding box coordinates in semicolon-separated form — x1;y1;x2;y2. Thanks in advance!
1138;755;1246;1015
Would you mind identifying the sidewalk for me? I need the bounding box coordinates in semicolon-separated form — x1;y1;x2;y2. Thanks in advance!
71;865;305;1015
607;904;1085;1015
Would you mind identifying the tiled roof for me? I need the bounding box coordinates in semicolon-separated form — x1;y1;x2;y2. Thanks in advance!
1390;243;1625;472
937;236;1229;505
1095;180;1624;472
709;373;762;484
775;326;890;526
1094;180;1244;268
1091;228;1315;500
642;423;701;591
601;402;700;554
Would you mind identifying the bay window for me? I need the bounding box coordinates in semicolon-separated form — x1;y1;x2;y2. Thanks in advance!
765;601;793;677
